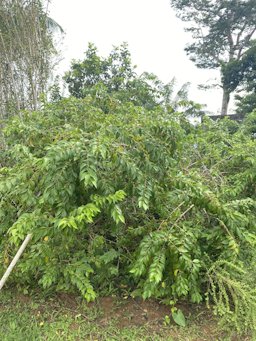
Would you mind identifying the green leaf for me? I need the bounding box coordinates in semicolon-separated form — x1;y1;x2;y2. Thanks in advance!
172;309;186;327
111;205;125;224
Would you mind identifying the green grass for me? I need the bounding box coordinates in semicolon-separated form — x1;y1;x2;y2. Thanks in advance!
0;290;253;341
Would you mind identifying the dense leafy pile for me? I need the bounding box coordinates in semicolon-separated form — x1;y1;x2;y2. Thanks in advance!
1;97;256;333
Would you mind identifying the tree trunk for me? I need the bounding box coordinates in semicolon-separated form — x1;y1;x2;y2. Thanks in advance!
221;88;230;116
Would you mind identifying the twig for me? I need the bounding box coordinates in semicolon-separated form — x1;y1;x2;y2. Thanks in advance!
174;204;194;225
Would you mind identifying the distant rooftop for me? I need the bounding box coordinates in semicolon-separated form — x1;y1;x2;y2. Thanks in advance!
207;113;244;122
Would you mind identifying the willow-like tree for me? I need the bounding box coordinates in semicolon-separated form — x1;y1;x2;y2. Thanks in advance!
0;0;62;119
170;0;256;115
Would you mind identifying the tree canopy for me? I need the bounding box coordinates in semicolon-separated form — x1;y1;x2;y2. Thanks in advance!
234;43;256;116
170;0;256;115
63;43;198;114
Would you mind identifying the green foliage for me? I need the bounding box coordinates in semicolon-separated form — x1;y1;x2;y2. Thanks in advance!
63;43;196;113
170;0;256;69
1;96;256;334
0;0;61;119
234;44;256;116
236;92;256;117
64;42;135;98
239;110;256;137
206;260;256;333
170;0;256;114
0;96;183;299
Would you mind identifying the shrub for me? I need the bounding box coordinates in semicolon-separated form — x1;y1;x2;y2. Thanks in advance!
1;98;256;333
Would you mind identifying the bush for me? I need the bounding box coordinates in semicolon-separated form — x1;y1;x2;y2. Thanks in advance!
1;97;256;333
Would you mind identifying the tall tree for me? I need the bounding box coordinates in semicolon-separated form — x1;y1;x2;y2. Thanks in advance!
0;0;62;119
64;42;136;98
64;43;194;113
170;0;256;115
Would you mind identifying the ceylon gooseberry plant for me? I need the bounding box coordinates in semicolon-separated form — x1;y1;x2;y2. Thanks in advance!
1;97;256;333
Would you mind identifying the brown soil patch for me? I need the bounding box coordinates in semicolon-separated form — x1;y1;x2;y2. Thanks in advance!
45;294;215;333
55;292;79;310
97;297;171;328
16;293;32;305
44;294;217;332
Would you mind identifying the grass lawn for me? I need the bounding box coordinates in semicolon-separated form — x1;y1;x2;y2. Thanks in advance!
0;290;253;341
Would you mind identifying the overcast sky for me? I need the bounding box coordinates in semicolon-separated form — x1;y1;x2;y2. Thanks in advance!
49;0;225;114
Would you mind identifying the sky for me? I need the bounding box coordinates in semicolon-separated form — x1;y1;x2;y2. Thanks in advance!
49;0;225;114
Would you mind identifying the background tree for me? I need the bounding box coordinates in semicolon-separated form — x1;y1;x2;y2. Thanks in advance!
64;42;198;113
170;0;256;115
234;42;256;116
64;42;135;98
0;0;62;120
